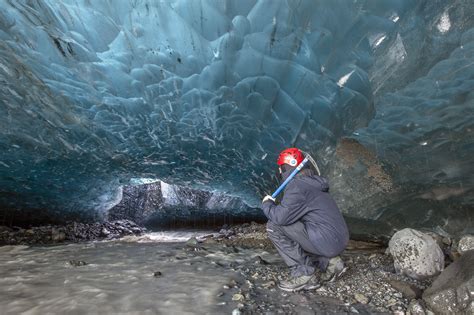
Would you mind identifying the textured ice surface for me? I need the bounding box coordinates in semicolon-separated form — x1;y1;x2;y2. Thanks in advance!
0;1;472;233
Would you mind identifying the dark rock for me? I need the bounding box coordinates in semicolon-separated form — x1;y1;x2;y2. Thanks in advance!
254;256;269;265
0;220;145;245
52;227;66;242
219;229;235;237
0;226;13;233
100;228;110;237
388;280;422;299
423;250;474;314
153;271;162;277
69;260;88;266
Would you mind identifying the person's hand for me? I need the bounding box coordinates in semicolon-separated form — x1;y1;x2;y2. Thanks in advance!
262;195;276;203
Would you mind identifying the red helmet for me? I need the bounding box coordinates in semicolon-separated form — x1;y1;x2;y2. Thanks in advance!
277;148;304;167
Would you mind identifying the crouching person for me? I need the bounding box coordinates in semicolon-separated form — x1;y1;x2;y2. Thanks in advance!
262;148;349;292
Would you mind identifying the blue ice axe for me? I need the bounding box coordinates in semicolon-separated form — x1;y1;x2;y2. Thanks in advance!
271;157;309;199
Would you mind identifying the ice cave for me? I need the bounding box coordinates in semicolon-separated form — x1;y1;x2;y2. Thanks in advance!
0;0;473;313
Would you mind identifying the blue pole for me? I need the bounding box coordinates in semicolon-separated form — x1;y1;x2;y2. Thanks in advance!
271;157;309;199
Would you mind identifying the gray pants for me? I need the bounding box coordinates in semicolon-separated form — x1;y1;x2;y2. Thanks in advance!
267;221;329;277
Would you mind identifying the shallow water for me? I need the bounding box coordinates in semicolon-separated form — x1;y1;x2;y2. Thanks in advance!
0;232;275;314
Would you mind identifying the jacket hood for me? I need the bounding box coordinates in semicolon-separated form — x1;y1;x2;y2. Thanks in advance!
281;168;330;192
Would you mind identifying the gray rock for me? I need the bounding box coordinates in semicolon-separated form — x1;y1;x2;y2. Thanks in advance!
186;237;199;246
407;300;426;315
457;235;474;255
388;228;444;280
422;250;474;314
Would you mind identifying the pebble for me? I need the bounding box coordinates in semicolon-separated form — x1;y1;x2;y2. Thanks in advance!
387;298;398;306
407;299;426;315
232;308;241;315
69;260;87;267
254;255;269;265
354;293;369;304
232;294;244;301
186;237;199;246
262;281;276;289
153;271;162;277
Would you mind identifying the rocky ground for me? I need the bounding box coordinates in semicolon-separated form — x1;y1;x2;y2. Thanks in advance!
1;220;469;314
0;219;145;245
198;222;435;314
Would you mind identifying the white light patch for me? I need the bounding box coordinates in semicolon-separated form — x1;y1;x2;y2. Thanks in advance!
420;141;428;146
160;181;185;206
437;12;451;33
337;70;355;87
392;15;400;23
130;178;160;185
124;231;213;243
374;35;387;48
0;62;13;76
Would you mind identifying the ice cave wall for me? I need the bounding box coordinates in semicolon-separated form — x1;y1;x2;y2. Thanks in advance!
0;0;472;234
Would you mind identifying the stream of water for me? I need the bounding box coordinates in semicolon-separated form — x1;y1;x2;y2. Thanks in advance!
0;231;272;314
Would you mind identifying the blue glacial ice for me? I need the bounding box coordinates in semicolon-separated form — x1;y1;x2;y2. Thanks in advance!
0;0;472;234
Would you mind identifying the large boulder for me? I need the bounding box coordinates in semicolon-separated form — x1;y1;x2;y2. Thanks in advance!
457;235;474;255
388;228;444;280
423;250;474;314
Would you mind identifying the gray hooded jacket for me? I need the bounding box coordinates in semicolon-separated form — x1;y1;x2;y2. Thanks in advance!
262;169;349;257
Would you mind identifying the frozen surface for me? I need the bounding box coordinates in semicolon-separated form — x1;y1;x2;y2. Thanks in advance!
0;1;472;232
0;237;258;314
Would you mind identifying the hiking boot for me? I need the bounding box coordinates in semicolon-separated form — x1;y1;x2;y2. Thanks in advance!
321;256;347;282
278;274;319;292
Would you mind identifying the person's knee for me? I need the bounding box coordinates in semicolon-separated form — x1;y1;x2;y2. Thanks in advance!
266;220;277;231
266;221;283;239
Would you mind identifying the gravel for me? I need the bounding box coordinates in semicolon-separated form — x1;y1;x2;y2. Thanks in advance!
200;222;435;314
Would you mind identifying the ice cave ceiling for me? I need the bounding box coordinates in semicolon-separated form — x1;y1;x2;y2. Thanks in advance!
0;0;473;233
